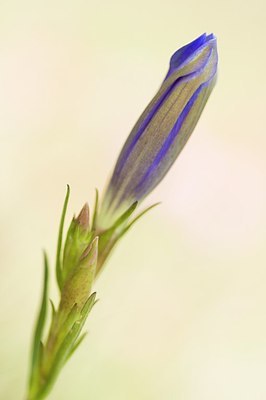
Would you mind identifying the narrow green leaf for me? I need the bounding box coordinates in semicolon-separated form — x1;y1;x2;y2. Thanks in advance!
28;252;49;388
81;292;97;319
91;188;99;230
56;185;70;290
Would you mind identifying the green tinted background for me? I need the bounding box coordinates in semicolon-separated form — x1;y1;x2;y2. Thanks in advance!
1;1;265;399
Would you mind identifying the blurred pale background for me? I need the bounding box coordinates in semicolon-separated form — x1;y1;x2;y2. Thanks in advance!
1;0;266;399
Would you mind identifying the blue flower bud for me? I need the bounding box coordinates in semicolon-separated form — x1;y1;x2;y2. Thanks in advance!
100;33;218;225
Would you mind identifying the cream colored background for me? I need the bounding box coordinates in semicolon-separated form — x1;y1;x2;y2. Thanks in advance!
1;0;266;399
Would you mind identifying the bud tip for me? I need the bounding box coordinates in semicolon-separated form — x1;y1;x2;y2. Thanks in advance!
76;203;90;230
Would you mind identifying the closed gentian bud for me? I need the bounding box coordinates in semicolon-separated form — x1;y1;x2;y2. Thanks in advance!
62;203;92;285
60;237;98;311
99;33;218;227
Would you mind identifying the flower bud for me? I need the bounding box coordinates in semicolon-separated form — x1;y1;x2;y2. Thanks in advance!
62;203;92;285
60;237;98;311
99;33;218;227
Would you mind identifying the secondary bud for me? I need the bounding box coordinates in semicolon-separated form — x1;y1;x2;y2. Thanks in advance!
61;203;92;285
60;237;98;311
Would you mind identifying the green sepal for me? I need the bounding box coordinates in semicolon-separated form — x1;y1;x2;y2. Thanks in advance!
111;201;138;230
100;201;138;245
96;202;158;275
56;185;70;291
96;202;138;272
119;202;160;237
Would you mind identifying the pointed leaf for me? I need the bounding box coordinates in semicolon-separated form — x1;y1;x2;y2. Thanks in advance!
111;201;138;230
56;185;70;290
91;188;99;230
28;252;49;388
80;292;97;320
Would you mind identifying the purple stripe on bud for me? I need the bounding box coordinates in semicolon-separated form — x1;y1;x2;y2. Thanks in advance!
134;85;204;197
